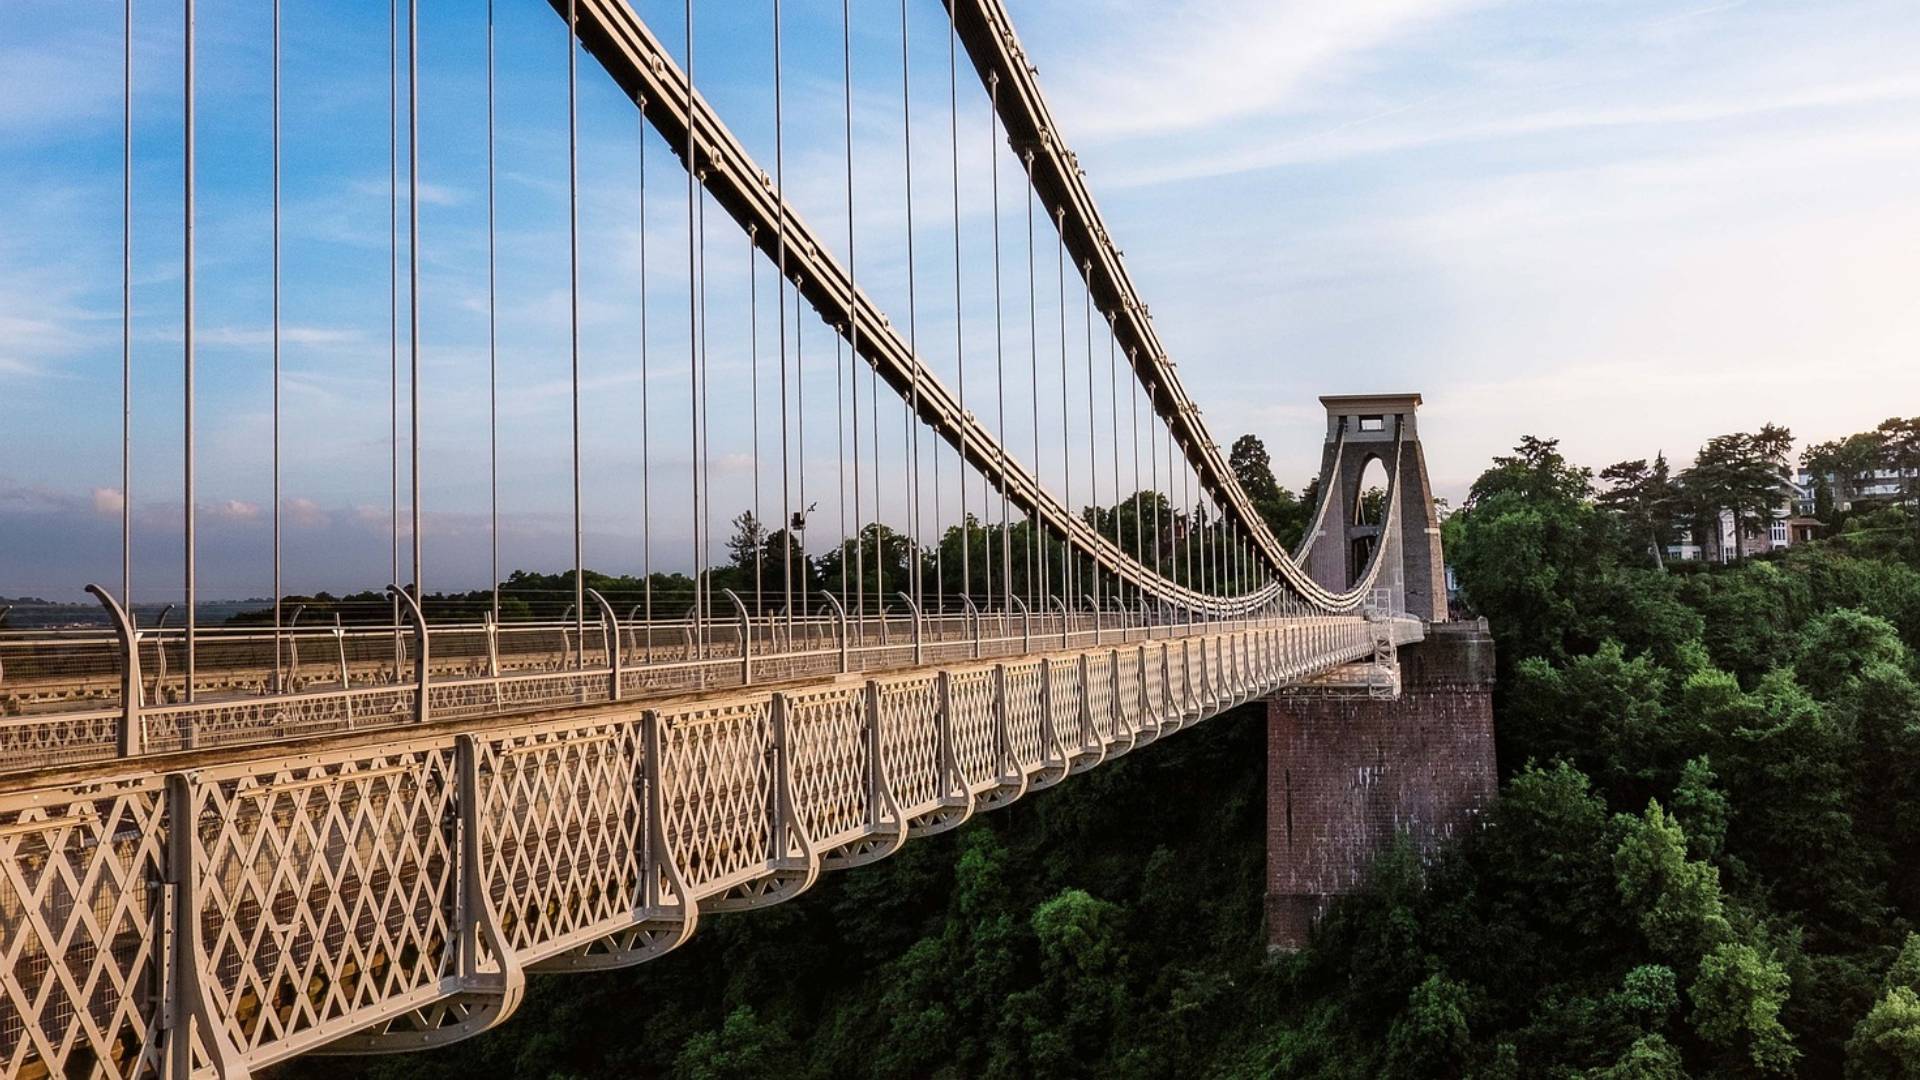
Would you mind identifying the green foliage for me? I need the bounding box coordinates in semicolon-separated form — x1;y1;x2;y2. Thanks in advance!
1794;608;1911;700
1613;801;1729;960
1690;942;1800;1075
672;1007;796;1080
1844;987;1920;1080
1590;1034;1689;1080
1670;758;1729;863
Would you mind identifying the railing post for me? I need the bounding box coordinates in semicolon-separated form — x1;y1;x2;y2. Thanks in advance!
722;588;752;685
332;611;351;684
820;590;851;674
897;591;923;665
1010;595;1031;654
282;603;305;693
388;584;430;724
86;583;143;757
864;679;883;825
993;662;1012;780
163;772;247;1077
1084;593;1099;645
588;588;622;701
962;594;981;660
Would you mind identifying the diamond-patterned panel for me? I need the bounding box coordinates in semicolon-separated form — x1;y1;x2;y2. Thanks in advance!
1115;651;1142;733
1085;653;1113;746
784;685;870;850
478;718;645;961
1002;661;1045;770
947;669;998;791
658;701;776;897
0;779;165;1080
1047;659;1081;757
875;675;942;818
193;746;458;1058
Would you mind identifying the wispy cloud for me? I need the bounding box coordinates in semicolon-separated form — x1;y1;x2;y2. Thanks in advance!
1043;0;1490;139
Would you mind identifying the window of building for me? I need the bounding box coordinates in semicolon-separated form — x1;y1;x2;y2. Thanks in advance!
1358;415;1385;433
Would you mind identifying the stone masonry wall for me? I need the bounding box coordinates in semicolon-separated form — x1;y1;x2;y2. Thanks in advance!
1265;620;1497;950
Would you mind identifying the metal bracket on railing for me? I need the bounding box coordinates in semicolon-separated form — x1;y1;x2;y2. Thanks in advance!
147;602;173;705
961;594;981;659
332;613;349;691
722;588;752;685
1050;595;1070;647
388;584;430;724
1083;593;1099;643
280;603;305;693
588;588;622;701
85;583;143;757
1010;594;1032;653
626;604;647;665
820;590;851;674
896;591;923;665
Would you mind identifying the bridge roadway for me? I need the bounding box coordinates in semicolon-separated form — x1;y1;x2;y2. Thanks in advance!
0;610;1420;1078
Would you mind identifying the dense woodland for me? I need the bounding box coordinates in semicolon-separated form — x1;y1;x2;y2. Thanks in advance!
280;425;1920;1079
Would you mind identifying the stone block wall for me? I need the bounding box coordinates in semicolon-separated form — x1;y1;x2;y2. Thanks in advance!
1265;619;1497;950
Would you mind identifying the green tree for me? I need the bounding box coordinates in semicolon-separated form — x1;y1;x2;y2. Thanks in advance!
1467;435;1593;508
1794;608;1910;701
673;1006;797;1080
1690;942;1799;1075
1613;801;1729;960
1599;455;1679;570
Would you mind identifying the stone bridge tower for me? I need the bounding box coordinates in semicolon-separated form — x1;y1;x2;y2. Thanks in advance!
1266;392;1496;951
1302;393;1448;622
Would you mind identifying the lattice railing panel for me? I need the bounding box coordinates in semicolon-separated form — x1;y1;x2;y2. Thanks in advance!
1047;659;1081;758
948;668;999;790
0;778;165;1080
658;701;776;897
1002;660;1045;771
1115;649;1143;735
0;711;123;768
874;674;943;819
479;718;645;959
191;746;458;1057
784;685;870;849
1085;652;1114;748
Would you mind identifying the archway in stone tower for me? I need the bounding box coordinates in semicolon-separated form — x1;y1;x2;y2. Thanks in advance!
1346;454;1390;587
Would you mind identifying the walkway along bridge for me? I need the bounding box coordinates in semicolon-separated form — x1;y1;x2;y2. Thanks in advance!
0;1;1473;1075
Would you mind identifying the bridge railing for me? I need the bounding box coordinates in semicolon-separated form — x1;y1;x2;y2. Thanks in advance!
0;614;1420;1078
0;597;1335;774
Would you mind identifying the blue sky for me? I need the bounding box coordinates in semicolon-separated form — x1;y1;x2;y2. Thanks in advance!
3;0;1917;602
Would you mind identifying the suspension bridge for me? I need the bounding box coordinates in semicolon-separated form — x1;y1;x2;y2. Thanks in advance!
0;1;1472;1076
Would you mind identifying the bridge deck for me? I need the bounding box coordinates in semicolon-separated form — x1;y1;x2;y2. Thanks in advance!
0;613;1421;1078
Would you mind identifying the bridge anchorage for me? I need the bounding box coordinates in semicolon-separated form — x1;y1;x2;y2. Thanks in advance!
1;0;1471;1074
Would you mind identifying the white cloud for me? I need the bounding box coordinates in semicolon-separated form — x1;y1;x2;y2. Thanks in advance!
286;497;329;528
1044;0;1489;139
211;500;262;522
91;487;124;516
